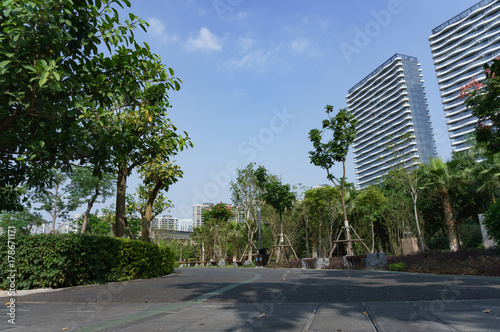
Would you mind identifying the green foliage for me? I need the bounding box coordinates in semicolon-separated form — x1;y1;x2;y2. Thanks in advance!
73;213;112;236
0;0;153;208
463;57;500;154
483;200;500;247
389;262;406;271
308;106;358;172
0;234;174;289
0;210;46;236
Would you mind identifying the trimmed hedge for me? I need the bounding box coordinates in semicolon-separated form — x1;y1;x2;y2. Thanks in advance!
0;234;174;290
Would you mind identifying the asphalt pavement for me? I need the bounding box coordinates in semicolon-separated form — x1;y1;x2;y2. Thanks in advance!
1;268;500;331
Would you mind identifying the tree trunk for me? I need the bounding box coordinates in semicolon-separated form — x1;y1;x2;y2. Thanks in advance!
141;182;162;243
304;215;310;258
81;185;99;234
412;192;425;252
440;188;458;252
341;160;353;256
114;163;128;237
249;231;255;261
312;228;318;258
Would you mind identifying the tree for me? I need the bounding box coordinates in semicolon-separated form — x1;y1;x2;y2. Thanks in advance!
461;57;500;154
31;169;80;233
68;167;115;234
0;0;157;209
256;166;297;261
308;105;358;255
108;88;192;238
421;157;460;252
379;169;415;254
201;203;234;261
0;210;46;236
483;200;500;247
386;132;426;252
73;212;112;236
303;186;342;258
133;159;183;242
230;163;266;261
355;186;387;253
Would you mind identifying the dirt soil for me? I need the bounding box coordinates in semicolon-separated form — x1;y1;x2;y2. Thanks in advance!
270;249;500;277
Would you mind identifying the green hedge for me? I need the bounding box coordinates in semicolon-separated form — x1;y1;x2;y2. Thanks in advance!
0;234;174;290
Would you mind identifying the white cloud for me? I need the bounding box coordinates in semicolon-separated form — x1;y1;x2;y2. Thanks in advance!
290;38;309;53
237;37;256;53
228;50;274;70
186;27;223;51
148;17;178;43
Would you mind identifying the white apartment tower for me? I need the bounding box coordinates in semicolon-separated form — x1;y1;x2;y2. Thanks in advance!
152;215;178;231
347;54;437;188
193;203;214;229
429;0;500;152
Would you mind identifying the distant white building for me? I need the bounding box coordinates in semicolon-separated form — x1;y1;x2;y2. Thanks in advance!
179;219;193;232
58;221;77;234
152;215;178;231
312;184;331;189
31;224;50;235
193;203;214;229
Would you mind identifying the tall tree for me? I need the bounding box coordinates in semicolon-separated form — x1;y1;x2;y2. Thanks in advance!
202;203;234;262
256;166;297;261
308;105;358;255
68;167;115;234
386;132;426;252
0;0;158;209
31;170;80;232
421;157;460;252
355;186;387;253
230;163;266;261
132;160;182;242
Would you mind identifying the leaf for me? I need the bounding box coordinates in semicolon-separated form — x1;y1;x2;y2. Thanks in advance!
0;60;11;69
39;71;49;87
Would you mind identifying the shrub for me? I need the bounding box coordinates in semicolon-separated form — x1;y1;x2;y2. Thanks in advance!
389;262;406;271
0;234;174;289
483;200;500;247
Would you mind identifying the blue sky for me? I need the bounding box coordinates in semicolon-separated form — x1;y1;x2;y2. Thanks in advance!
95;0;479;221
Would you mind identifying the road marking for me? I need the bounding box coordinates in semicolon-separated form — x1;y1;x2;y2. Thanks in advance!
72;270;262;332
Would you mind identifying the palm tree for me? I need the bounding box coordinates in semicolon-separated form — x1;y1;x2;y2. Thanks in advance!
422;157;460;251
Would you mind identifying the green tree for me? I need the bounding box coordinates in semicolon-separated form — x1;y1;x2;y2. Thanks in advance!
201;203;234;261
256;166;297;261
133;159;183;242
68;167;115;234
0;0;156;210
355;186;387;253
308;105;357;255
73;212;112;236
230;163;266;261
421;157;460;252
482;200;500;247
461;57;500;154
0;210;46;236
386;132;426;252
303;186;342;258
31;170;80;233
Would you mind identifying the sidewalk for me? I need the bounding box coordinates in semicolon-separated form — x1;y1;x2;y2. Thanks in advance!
1;298;499;331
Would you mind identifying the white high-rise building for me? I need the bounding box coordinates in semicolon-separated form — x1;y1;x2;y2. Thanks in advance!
179;219;193;232
347;53;437;188
152;215;178;231
429;0;500;152
193;203;214;229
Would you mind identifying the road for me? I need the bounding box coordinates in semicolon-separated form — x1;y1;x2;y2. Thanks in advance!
1;268;500;331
